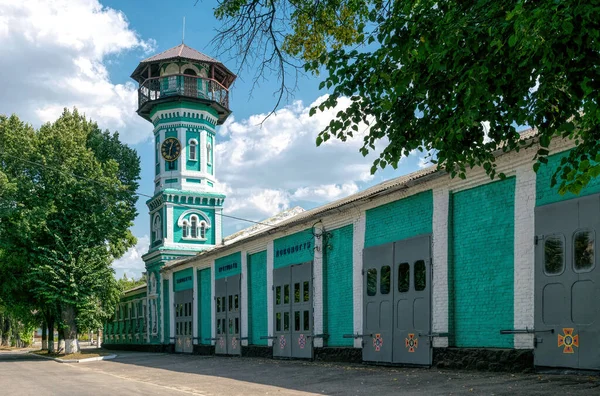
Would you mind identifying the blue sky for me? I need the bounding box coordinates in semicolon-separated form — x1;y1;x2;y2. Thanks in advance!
0;0;425;278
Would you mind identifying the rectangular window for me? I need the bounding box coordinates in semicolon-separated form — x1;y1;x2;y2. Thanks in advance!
574;230;595;272
398;263;410;293
380;265;391;294
284;284;290;304
234;294;239;310
545;234;565;275
229;295;233;312
167;160;176;171
303;311;310;331
284;312;290;331
221;297;226;312
367;268;377;296
276;312;281;332
276;286;281;305
414;260;426;291
303;281;310;302
294;283;300;303
235;318;239;334
216;297;221;313
295;311;300;331
229;318;233;334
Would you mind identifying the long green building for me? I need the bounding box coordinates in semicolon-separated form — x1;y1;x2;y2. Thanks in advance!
104;43;600;372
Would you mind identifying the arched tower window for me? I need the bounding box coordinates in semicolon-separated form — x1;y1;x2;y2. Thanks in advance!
189;139;197;161
182;220;190;238
152;214;162;242
183;68;197;76
206;142;212;165
190;216;198;238
200;222;206;239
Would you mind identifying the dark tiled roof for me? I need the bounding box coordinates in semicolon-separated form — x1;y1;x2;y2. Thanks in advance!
141;43;219;64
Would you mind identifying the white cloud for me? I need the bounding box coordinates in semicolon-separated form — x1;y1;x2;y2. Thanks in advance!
0;0;155;144
112;235;149;279
217;96;392;231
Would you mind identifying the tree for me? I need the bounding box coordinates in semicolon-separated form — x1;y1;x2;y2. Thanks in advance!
0;110;140;353
213;0;600;193
117;273;147;292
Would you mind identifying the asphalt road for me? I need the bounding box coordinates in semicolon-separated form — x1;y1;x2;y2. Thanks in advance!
1;349;599;395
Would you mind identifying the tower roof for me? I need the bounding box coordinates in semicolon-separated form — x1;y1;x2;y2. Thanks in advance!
130;43;236;83
141;43;220;64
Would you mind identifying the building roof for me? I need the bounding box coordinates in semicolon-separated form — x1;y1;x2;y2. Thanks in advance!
141;43;220;64
161;127;538;273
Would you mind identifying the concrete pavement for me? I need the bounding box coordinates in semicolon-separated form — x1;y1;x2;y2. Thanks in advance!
1;349;599;395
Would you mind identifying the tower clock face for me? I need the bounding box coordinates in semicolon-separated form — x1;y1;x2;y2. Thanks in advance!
161;137;181;161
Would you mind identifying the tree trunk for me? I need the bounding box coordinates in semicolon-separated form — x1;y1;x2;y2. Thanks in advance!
96;329;101;349
1;315;11;346
61;305;79;354
41;321;48;350
57;328;64;353
47;316;55;353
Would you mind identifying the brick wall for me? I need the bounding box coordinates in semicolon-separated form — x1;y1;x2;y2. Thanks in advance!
323;225;354;347
198;268;212;344
364;190;433;248
247;251;268;345
451;178;515;348
536;149;600;206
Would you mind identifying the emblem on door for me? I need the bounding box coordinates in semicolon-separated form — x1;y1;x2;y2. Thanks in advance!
279;335;287;349
373;334;383;352
298;334;306;349
405;333;418;352
558;328;579;354
232;336;238;349
219;336;225;348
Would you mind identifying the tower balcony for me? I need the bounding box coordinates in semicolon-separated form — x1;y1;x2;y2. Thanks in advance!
137;74;231;124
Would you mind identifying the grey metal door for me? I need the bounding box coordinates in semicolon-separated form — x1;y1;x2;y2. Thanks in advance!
226;274;242;356
392;235;432;365
535;194;600;370
174;289;193;353
291;263;313;359
363;242;394;363
215;278;227;354
273;266;292;358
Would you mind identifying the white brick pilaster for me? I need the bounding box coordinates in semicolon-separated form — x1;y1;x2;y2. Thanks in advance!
352;211;366;348
241;251;249;346
432;188;449;347
215;208;222;245
211;260;216;344
169;274;175;343
192;267;198;343
200;130;207;175
313;227;324;347
266;241;274;346
514;165;536;348
166;203;174;244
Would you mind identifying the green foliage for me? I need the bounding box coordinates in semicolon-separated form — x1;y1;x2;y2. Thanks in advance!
215;0;600;194
117;273;147;292
0;109;141;336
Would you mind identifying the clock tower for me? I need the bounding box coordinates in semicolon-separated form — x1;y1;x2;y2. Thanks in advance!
131;44;236;296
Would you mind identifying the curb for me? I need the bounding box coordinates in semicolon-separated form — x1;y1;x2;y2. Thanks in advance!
28;351;117;363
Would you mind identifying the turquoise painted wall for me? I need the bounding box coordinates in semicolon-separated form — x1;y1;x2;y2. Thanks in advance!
536;149;600;206
323;225;354;347
199;268;212;344
273;229;315;269
155;134;160;175
163;278;170;343
215;251;242;280
364;190;433;248
185;129;201;171
451;178;515;348
174;268;193;292
172;206;215;245
247;251;268;345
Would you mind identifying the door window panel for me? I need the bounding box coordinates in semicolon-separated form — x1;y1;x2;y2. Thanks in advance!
276;312;281;331
284;285;290;304
414;260;426;291
574;229;595;272
276;286;281;305
303;281;310;302
229;295;233;311
235;318;239;334
367;268;377;296
380;265;391;294
303;311;310;331
284;312;290;331
234;294;239;310
544;235;565;275
398;263;409;293
294;283;300;303
295;311;300;331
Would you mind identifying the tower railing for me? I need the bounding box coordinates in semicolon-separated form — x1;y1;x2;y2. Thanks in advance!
138;75;230;110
